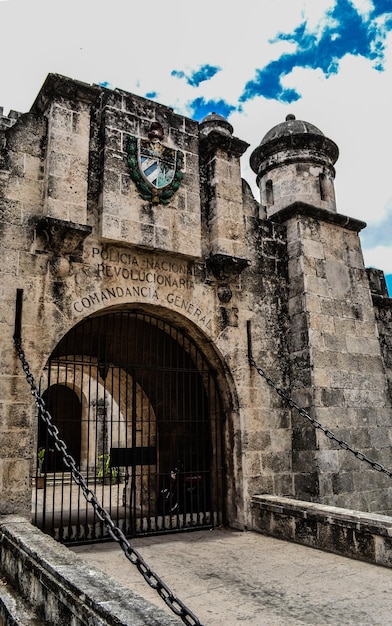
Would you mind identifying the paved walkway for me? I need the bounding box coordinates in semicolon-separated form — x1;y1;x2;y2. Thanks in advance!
71;528;392;625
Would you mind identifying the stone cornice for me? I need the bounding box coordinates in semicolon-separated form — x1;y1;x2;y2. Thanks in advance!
250;132;339;174
206;253;251;280
36;216;92;255
270;201;367;233
199;130;249;159
31;74;101;114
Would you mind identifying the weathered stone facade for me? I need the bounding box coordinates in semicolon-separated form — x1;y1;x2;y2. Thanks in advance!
1;73;392;534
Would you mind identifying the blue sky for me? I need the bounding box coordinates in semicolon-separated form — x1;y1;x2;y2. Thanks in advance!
240;0;392;103
0;0;391;293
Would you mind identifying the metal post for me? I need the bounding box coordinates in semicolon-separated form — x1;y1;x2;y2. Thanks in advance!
13;288;23;343
247;319;253;363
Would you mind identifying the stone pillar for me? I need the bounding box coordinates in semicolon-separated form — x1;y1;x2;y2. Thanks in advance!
0;109;47;516
32;75;97;225
277;204;392;512
199;113;250;262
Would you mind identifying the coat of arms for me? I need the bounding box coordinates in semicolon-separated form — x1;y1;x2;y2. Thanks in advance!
127;122;184;205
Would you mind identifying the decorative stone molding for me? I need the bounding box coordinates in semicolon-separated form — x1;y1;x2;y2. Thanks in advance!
199;130;249;159
207;253;250;280
217;284;233;303
271;201;367;232
36;217;92;257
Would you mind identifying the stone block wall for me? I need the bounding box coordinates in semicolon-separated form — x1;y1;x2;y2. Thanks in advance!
0;107;21;130
278;204;392;513
252;495;392;568
368;269;392;402
0;109;49;515
241;213;294;518
97;91;202;257
261;161;337;217
43;99;91;224
374;301;392;399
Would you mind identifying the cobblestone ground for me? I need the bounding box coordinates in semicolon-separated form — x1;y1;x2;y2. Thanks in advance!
71;528;392;626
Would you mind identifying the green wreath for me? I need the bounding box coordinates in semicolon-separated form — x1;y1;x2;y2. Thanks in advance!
127;136;184;205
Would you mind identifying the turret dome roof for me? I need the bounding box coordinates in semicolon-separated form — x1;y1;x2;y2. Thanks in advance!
199;112;233;136
260;114;324;145
250;114;339;174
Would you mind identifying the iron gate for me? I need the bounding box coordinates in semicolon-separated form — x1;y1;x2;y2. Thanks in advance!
32;310;225;544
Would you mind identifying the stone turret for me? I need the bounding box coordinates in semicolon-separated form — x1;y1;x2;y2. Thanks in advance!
250;114;339;217
250;115;392;511
199;112;250;275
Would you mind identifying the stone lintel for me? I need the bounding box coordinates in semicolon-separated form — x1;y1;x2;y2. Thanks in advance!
199;130;250;159
207;253;251;280
270;201;367;233
36;216;92;256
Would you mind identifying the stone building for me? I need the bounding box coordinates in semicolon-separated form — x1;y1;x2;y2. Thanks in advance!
1;73;392;545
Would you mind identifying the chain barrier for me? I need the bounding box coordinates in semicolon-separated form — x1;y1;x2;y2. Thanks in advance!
249;356;392;479
14;339;204;626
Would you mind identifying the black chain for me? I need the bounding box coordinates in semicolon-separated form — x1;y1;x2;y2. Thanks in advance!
249;356;392;479
14;339;203;626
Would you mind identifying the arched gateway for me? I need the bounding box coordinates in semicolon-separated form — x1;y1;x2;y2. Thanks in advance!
33;308;225;543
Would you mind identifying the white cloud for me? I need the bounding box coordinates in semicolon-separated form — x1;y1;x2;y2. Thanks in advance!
363;246;392;274
1;0;391;278
350;0;374;19
234;46;392;225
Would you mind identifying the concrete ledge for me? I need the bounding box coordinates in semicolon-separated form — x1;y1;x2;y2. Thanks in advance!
251;495;392;568
0;515;180;625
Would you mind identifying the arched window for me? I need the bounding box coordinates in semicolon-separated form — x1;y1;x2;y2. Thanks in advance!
266;179;274;206
319;173;327;201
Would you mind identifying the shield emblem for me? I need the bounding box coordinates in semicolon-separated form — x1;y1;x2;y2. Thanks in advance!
127;127;184;205
139;139;176;190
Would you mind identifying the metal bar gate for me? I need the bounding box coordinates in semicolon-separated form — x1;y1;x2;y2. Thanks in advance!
32;311;225;544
